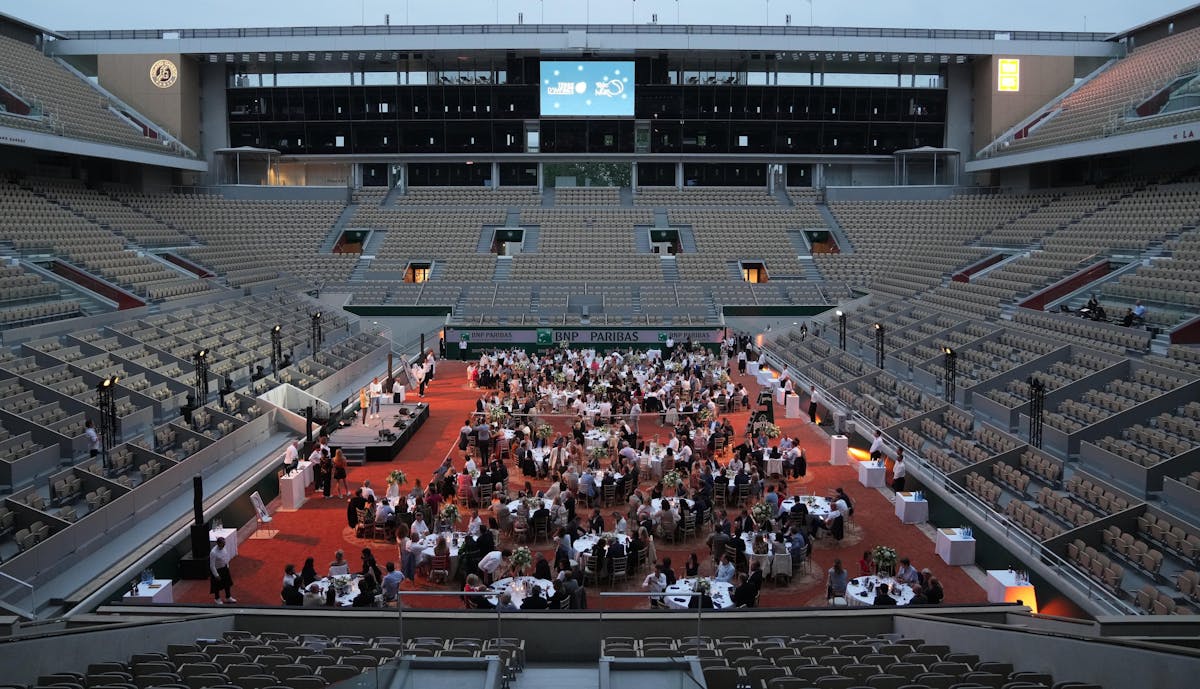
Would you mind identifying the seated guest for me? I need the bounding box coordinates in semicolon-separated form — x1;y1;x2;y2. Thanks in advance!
684;552;701;577
872;583;897;606
895;557;920;585
521;586;549;610
732;572;757;608
549;580;571;609
910;584;929;605
687;587;715;609
281;581;304;606
411;512;430;539
747;560;764;591
714;554;736;583
826;559;849;601
328;550;350;576
533;552;553;581
497;592;520;612
925;576;944;604
464;573;493;609
858;551;872;576
662;557;677;586
302;583;325;607
300;557;319;586
347;489;366;528
380;562;405;604
639;561;667;607
352;573;379;607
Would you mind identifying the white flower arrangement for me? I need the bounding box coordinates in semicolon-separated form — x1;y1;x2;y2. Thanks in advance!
536;423;555;440
440;503;461;526
871;545;899;575
661;469;683;490
590;446;610;462
487;406;509;423
750;502;776;528
761;423;782;439
508;546;533;573
386;469;407;486
330;574;352;593
693;578;712;595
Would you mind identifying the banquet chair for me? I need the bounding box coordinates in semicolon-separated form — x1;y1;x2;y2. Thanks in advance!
579;552;600;586
601;484;616;507
610;555;629;585
681;513;697;541
327;564;350;576
429;555;451;584
772;553;792;584
532;513;549;542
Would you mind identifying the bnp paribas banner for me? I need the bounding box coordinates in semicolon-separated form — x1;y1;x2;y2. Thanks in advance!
448;328;722;345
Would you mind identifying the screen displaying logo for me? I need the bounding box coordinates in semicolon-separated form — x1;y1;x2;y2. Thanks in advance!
540;61;634;117
150;59;178;89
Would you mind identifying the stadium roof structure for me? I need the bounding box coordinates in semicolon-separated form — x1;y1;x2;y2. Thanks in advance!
45;22;1121;63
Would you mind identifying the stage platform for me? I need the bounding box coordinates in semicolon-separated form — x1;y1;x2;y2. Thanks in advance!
328;402;429;464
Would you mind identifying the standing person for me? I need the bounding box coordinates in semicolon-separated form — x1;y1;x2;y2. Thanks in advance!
85;418;102;466
826;558;848;603
737;348;747;375
869;430;886;461
320;447;334;498
411;360;427;398
359;386;369;425
209;536;236;604
368;377;383;419
282;439;300;474
425;348;437;382
332;449;349;499
807;386;820;424
892;447;907;493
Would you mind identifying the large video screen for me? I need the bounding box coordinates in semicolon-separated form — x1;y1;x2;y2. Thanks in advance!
540;61;634;117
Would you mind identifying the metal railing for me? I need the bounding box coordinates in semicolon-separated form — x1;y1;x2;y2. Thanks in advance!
0;571;35;619
756;340;1139;616
55;24;1112;42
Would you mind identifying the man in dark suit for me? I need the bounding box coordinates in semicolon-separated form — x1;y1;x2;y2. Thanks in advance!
476;526;495;556
589;508;605;534
735;509;755;535
747;561;764;591
521;587;549;610
872;583;898;606
732;573;757;608
607;537;627;574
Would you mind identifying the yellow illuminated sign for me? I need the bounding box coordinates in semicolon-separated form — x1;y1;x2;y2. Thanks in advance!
998;58;1020;92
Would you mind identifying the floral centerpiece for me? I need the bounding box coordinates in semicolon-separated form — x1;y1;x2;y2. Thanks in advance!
386;469;407;487
487;406;509;424
330;574;352;594
523;496;544;513
536;423;555;441
439;503;461;529
661;469;683;493
590;445;610;463
508;546;533;576
695;407;713;422
750;502;776;529
761;423;782;439
553;370;568;384
693;578;712;595
871;545;899;577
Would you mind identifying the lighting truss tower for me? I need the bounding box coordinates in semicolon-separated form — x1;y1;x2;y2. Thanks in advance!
874;323;885;368
193;350;211;404
1028;376;1046;449
943;347;957;402
96;375;120;470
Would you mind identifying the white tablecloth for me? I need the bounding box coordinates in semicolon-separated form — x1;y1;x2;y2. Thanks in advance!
894;492;929;524
857;460;887;488
649;497;694;518
664;577;735;610
314;575;362;607
124;579;173;604
508;497;554;515
573;532;630;556
845;576;915;606
936;528;976;566
209;528;237;558
412;532;464;576
280;470;308;511
779;496;833;519
489;576;555;607
986;570;1036;607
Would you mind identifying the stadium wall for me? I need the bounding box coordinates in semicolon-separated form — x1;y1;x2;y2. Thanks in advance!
972;55;1076;153
97;53;201;150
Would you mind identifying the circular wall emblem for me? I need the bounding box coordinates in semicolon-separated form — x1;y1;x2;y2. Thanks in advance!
149;59;178;89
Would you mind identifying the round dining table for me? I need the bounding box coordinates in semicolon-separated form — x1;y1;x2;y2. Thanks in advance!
845;575;916;606
487;576;556;607
663;577;735;610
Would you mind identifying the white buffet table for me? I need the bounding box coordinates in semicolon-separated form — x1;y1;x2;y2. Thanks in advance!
280;469;308;511
845;576;915;606
894;492;929;524
935;528;976;566
985;569;1036;608
856;460;887;488
123;579;174;604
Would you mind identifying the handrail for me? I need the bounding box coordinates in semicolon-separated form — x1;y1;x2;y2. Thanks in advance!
755;340;1138;616
0;571;34;619
53;24;1113;42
